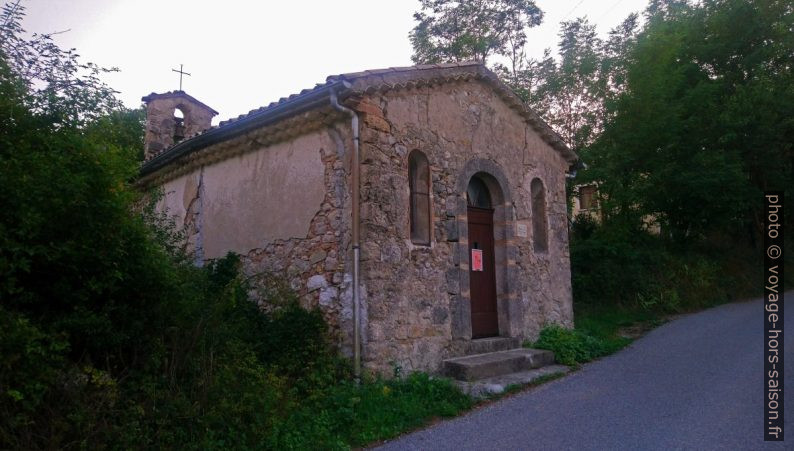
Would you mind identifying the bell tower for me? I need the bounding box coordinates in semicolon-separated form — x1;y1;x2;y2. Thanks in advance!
141;91;218;160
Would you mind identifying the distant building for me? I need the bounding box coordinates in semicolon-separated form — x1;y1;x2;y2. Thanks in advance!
138;62;578;375
570;183;661;235
571;184;600;222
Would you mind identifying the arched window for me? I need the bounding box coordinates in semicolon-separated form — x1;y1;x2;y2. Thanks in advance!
530;178;548;253
173;107;186;143
409;150;431;245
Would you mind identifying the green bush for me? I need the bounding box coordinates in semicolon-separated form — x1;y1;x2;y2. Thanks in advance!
0;308;68;446
570;216;762;313
97;254;354;450
1;6;475;448
268;372;472;449
570;219;664;307
531;324;627;367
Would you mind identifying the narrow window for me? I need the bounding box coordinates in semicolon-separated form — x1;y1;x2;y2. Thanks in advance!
409;150;431;245
531;178;548;253
579;185;597;210
173;107;186;143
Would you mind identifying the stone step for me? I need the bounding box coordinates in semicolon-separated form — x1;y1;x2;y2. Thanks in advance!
443;348;556;382
454;365;570;398
464;337;521;355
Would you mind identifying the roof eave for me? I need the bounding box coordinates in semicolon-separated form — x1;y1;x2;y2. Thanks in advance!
140;80;350;177
139;62;578;178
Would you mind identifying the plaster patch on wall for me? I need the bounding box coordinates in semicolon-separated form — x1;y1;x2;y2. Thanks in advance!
158;172;197;230
199;131;329;258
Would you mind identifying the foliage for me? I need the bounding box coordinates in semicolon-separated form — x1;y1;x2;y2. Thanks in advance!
569;213;769;313
582;0;793;242
84;108;146;160
0;2;122;127
527;18;609;150
570;218;665;307
0;4;474;449
493;13;640;151
566;0;792;319
104;256;351;450
530;325;628;367
270;372;472;449
528;301;662;368
0;64;163;373
409;0;543;65
573;305;657;343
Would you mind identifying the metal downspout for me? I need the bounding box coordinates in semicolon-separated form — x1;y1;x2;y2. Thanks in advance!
330;88;361;381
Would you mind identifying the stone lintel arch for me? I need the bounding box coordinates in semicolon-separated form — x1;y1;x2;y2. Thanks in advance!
449;159;521;341
454;158;512;206
172;102;193;122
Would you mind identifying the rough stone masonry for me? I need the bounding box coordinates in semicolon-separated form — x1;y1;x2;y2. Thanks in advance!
138;62;577;375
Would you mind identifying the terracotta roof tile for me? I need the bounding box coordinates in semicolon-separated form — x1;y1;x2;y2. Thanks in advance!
141;61;575;177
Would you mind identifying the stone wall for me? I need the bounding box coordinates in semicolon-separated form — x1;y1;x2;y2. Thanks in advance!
156;123;357;350
143;92;217;160
352;79;574;374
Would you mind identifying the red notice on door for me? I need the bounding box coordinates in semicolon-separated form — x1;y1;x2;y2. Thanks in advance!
471;249;484;271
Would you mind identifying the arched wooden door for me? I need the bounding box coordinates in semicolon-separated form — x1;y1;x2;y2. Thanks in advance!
467;177;499;338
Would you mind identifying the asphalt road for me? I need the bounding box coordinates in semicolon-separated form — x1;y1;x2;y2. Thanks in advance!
376;293;793;450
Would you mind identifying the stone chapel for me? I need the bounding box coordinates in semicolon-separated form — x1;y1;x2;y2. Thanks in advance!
139;62;577;375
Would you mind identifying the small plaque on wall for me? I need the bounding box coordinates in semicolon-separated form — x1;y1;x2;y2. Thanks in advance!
471;249;484;271
516;223;528;238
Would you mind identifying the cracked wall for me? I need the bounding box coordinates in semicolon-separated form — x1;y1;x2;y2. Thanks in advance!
156;124;355;350
200;132;326;258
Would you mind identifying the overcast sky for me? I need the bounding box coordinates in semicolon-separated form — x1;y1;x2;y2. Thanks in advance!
20;0;649;123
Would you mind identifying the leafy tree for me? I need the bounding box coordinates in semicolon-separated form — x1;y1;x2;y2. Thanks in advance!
583;0;793;242
644;0;691;21
0;2;121;127
493;46;555;104
600;13;640;109
532;18;606;150
0;3;176;445
496;15;639;152
409;0;543;65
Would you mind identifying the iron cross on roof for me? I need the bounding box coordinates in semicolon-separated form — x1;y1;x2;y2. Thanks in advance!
172;64;191;91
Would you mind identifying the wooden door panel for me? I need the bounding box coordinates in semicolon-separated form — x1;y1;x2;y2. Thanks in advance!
468;207;498;338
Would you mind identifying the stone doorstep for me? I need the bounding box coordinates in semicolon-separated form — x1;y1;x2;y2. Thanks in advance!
464;336;521;355
454;365;570;399
443;348;556;382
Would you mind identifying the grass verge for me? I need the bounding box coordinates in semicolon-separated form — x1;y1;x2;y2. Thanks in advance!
276;372;473;449
528;305;661;367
